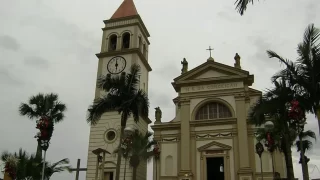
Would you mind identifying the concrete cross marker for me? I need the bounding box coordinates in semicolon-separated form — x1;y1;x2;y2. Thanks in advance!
69;159;87;180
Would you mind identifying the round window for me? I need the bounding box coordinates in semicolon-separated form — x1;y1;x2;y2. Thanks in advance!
104;129;117;143
107;131;116;141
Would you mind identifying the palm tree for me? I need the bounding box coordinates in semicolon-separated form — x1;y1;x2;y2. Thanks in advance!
118;130;156;180
249;78;310;179
295;130;316;180
19;93;67;159
1;149;71;180
1;148;40;179
87;64;149;180
267;24;320;134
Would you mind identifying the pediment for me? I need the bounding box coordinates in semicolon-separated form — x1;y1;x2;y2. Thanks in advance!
197;141;232;152
172;61;254;92
174;61;250;82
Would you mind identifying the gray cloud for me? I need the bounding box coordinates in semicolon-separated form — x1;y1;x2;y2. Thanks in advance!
305;1;319;23
152;64;180;80
0;35;20;51
217;11;236;22
24;56;50;69
0;68;24;86
149;91;172;108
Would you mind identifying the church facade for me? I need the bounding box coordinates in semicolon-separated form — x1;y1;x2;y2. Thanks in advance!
151;56;287;180
86;0;287;180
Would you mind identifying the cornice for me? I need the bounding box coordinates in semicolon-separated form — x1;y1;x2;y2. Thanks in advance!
175;75;246;85
191;128;237;134
179;99;190;105
234;93;246;100
96;48;152;71
178;88;244;98
151;122;181;130
142;116;152;124
190;118;237;127
172;77;247;93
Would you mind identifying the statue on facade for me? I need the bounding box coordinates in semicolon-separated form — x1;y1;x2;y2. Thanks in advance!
181;58;188;74
234;53;241;69
155;107;162;123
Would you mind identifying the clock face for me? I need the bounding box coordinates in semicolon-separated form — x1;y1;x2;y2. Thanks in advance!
107;56;126;74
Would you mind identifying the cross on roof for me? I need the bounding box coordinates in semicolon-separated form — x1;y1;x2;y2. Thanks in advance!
206;46;214;58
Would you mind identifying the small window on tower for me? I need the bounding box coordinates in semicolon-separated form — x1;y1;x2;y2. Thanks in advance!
143;44;147;56
109;35;117;51
122;33;130;49
138;37;142;51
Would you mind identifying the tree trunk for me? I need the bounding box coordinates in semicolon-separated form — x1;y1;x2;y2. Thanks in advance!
299;137;309;180
36;143;42;160
283;134;295;179
115;126;125;180
317;108;320;134
318;118;320;135
132;167;137;180
123;158;127;180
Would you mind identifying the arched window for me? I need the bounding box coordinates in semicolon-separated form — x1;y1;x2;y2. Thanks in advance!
109;35;117;51
195;102;232;120
122;32;130;49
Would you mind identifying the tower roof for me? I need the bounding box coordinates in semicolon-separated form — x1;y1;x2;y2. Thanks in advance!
110;0;138;20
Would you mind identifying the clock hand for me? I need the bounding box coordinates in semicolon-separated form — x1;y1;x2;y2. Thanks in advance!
115;59;118;70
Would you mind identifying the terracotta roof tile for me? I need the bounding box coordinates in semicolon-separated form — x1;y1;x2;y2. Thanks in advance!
110;0;138;20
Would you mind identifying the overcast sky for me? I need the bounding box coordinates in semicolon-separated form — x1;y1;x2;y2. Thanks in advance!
0;0;320;179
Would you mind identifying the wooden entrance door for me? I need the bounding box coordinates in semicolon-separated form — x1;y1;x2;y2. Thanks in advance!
104;172;114;180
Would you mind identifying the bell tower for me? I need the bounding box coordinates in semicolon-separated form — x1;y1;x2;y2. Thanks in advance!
86;0;152;180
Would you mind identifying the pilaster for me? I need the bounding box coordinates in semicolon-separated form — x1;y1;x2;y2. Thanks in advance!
101;31;106;52
190;129;197;180
178;99;192;179
153;130;161;180
235;94;253;179
274;151;285;178
94;58;103;99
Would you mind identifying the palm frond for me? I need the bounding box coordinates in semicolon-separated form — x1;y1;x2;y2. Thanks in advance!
45;93;58;112
87;94;122;125
300;130;316;140
297;24;320;64
51;113;65;123
50;158;69;168
129;90;149;123
296;140;313;152
97;73;126;93
234;0;255;15
1;151;11;161
51;102;67;116
125;64;141;93
19;103;38;119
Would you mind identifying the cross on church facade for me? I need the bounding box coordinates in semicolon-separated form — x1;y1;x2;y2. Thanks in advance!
206;46;214;57
69;159;87;180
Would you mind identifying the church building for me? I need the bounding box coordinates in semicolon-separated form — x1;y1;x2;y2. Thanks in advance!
151;53;287;180
86;0;287;180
